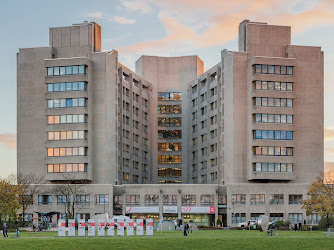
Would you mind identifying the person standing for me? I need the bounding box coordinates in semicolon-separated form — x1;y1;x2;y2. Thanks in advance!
3;223;8;237
298;221;302;231
183;223;188;237
190;224;193;234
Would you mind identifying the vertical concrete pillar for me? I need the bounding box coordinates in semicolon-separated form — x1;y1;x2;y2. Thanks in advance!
177;188;182;219
159;189;163;217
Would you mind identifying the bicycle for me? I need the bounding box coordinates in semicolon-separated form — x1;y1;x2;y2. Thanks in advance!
267;228;279;236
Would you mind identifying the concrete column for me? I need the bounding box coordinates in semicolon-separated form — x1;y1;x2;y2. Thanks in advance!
122;191;126;216
178;189;182;219
159;190;163;217
214;191;218;227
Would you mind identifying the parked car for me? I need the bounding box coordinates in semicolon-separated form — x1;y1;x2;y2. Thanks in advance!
238;220;257;228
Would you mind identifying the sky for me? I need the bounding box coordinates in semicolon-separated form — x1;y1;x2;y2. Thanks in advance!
1;0;334;177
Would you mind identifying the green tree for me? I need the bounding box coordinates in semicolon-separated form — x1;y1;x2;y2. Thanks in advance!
0;177;23;222
302;171;334;226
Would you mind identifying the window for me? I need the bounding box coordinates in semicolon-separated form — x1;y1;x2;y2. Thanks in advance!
47;163;86;173
158;143;182;151
289;213;303;223
47;82;86;92
76;213;90;222
253;147;293;157
158;130;182;139
232;194;246;204
123;172;129;181
270;213;284;222
22;214;33;222
76;195;90;205
250;194;265;205
232;213;246;224
201;161;207;169
113;196;123;209
158;117;182;127
158;92;182;101
253;163;293;172
270;194;284;205
254;130;293;140
307;214;321;224
47;114;86;124
38;195;52;205
57;195;70;205
210;116;216;124
47;65;86;76
126;195;140;205
218;195;227;208
47;98;86;108
251;213;265;221
191;84;198;94
47;147;86;157
254;114;293;124
200;195;214;205
47;131;86;141
254;97;293;107
253;64;293;75
163;195;177;205
158;105;182;114
182;195;196;205
210;158;217;167
158;168;182;176
158;155;182;164
253;81;293;91
210;130;216;138
289;195;303;205
96;195;109;205
145;195;159;205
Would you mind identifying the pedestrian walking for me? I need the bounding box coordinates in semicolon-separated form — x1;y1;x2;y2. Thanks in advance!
190;224;193;233
294;223;298;231
298;221;302;231
3;223;8;237
183;223;188;237
16;229;20;237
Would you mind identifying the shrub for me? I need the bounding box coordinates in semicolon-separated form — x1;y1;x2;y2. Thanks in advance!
275;220;290;228
318;216;334;230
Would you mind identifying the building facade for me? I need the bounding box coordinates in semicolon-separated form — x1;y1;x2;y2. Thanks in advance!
17;20;323;227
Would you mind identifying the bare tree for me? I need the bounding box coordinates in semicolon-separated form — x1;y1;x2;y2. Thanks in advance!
49;175;90;219
16;172;45;223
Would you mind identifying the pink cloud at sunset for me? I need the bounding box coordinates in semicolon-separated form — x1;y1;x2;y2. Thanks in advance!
117;0;334;54
0;134;16;150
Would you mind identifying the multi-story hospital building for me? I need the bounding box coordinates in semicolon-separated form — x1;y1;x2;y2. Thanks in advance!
17;20;323;226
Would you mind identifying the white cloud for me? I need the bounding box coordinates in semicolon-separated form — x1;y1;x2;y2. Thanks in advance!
113;16;136;24
86;11;103;20
121;0;152;14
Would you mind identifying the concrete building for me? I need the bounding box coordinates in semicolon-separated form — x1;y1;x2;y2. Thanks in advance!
17;20;323;227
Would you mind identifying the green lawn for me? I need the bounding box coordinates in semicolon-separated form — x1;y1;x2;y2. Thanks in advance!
1;230;333;249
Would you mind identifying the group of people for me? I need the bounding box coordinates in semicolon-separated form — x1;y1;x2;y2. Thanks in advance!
2;223;19;238
183;222;193;236
293;221;304;231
